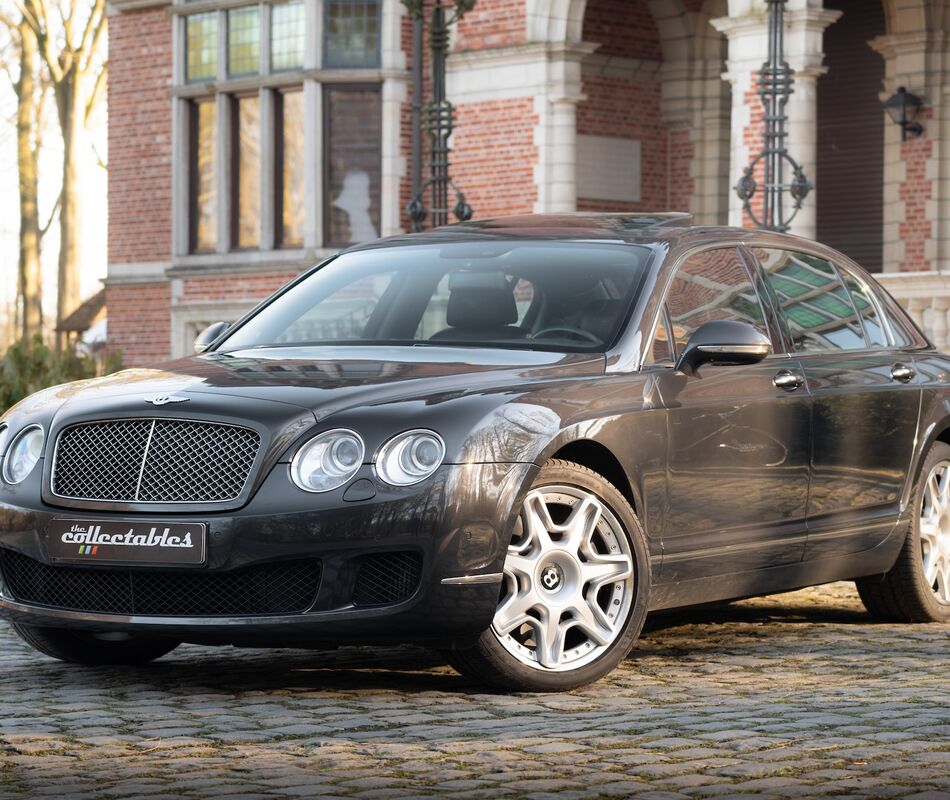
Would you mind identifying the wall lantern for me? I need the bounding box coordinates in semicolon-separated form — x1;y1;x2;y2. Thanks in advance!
883;86;924;141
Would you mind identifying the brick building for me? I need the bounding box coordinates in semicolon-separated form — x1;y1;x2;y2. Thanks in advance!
105;0;950;365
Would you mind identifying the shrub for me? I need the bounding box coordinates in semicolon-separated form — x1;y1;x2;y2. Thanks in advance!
0;336;122;415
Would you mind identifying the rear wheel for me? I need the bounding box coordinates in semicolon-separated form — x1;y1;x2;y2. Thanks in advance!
447;460;650;691
856;441;950;623
12;623;179;665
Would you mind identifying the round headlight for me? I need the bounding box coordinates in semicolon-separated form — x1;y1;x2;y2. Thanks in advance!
376;430;445;486
290;429;364;493
3;426;44;485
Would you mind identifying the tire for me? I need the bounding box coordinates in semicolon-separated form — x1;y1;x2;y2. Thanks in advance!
446;459;651;692
856;441;950;623
12;623;179;665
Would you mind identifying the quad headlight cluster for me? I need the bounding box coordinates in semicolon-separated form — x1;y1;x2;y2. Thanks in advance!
0;424;44;485
290;428;445;493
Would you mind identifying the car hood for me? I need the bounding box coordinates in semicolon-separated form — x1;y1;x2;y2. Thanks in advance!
39;346;605;421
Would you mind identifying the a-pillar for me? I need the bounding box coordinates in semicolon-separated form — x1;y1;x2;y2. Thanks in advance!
711;0;840;238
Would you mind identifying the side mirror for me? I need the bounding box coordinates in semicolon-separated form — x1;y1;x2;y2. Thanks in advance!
675;320;771;376
193;321;230;354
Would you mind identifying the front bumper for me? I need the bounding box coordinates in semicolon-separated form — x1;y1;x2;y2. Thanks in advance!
0;462;535;647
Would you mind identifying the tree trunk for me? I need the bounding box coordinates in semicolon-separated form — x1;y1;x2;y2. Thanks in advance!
16;21;43;342
55;73;84;349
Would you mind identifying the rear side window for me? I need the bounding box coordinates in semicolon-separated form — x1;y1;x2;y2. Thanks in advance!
666;247;767;353
755;248;866;353
840;272;888;347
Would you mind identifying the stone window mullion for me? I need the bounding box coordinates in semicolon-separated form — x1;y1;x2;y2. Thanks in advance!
216;94;233;254
304;79;323;249
259;87;276;251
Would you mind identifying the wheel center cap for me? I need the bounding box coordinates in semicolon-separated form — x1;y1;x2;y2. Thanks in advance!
539;562;564;592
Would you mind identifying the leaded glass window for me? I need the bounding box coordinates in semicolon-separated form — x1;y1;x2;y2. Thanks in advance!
325;1;380;68
228;6;260;77
190;100;217;252
272;1;305;72
187;13;218;83
277;91;306;247
233;95;261;249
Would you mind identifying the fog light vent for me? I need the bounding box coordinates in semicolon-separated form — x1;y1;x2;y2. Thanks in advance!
352;551;422;607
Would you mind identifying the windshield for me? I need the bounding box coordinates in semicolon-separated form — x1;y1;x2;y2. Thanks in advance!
219;241;654;353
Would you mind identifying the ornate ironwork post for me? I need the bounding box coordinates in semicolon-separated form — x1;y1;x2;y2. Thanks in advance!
735;0;812;232
403;0;475;230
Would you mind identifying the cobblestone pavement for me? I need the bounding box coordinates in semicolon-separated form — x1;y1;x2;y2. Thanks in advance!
1;582;949;800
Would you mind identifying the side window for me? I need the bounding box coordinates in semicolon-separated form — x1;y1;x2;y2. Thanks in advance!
643;308;675;367
840;271;888;348
755;248;866;353
666;247;768;353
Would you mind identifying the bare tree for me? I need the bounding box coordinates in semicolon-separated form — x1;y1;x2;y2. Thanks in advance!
1;12;50;342
19;0;106;346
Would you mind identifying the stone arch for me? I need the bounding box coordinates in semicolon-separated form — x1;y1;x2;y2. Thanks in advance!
879;0;932;35
525;0;587;43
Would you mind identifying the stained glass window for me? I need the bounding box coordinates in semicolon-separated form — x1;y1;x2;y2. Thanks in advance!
325;1;380;68
228;6;260;77
272;1;305;72
186;13;218;83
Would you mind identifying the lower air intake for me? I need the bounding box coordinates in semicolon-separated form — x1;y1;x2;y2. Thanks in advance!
352;551;423;607
0;549;321;617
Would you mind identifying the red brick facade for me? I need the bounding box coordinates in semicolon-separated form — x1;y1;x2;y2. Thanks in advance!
898;109;933;272
104;0;942;366
106;7;173;366
107;9;172;266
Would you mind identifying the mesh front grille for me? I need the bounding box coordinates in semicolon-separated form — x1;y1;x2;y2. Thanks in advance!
52;419;260;504
0;549;321;616
352;552;422;607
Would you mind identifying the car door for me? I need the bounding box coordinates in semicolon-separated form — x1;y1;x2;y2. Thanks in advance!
650;246;811;583
752;247;922;560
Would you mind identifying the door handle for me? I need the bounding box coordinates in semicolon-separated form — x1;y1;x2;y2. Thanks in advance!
773;369;805;391
891;363;916;383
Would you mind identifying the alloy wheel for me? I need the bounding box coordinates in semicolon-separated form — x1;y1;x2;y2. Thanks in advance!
491;485;635;671
920;460;950;605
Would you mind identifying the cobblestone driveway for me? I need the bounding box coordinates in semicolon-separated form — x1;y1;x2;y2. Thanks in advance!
2;582;949;800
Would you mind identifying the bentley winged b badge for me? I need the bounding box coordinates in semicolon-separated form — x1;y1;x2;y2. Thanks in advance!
144;394;190;406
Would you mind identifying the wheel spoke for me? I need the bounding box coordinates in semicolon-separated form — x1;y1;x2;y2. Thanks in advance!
581;555;632;588
494;590;539;636
919;519;941;551
523;492;557;552
939;467;950;506
569;597;614;646
935;557;950;604
504;553;537;583
534;607;566;668
927;475;942;515
561;496;602;553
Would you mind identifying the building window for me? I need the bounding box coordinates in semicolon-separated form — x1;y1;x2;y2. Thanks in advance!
189;99;217;252
325;86;381;247
186;13;217;83
277;90;306;247
233;95;261;249
228;6;261;77
272;1;305;72
325;1;380;68
177;0;387;255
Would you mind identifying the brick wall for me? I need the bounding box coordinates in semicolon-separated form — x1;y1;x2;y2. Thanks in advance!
450;98;538;218
899;110;933;272
740;75;766;227
107;8;173;265
106;283;172;366
583;0;661;60
455;0;525;51
180;274;298;303
107;7;173;367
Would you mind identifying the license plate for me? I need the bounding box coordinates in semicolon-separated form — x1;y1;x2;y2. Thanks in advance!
47;519;207;566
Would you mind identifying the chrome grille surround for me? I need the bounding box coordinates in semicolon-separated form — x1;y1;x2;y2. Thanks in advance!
51;419;261;504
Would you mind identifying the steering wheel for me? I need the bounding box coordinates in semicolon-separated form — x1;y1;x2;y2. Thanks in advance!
531;326;602;345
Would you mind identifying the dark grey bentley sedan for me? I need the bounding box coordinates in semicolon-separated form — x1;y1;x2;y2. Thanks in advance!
1;213;948;691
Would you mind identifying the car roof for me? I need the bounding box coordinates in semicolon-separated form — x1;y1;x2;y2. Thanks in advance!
344;212;825;253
